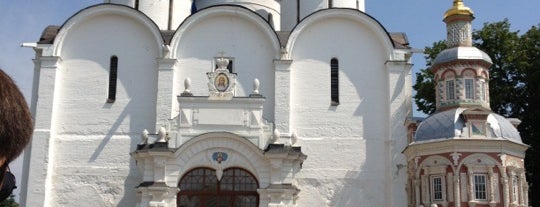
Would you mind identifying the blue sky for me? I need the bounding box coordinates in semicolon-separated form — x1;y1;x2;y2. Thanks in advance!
0;0;539;201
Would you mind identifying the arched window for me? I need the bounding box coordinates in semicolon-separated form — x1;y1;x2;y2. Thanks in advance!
473;174;487;200
443;72;456;101
462;70;475;100
464;79;474;99
331;58;339;105
430;175;444;201
178;167;259;207
107;56;118;103
445;80;455;100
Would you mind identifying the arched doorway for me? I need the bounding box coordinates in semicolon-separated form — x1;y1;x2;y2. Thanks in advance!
177;167;259;207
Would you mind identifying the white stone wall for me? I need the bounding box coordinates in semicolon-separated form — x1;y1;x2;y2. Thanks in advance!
58;13;159;134
24;6;163;207
169;6;280;122
53;13;159;205
24;3;411;207
285;10;409;206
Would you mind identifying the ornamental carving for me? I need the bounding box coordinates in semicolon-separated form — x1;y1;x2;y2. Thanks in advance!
446;21;471;47
207;56;237;100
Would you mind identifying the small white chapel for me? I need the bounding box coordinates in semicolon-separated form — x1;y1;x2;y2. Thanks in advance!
21;0;528;206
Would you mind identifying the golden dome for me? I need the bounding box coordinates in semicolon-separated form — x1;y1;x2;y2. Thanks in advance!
444;0;474;19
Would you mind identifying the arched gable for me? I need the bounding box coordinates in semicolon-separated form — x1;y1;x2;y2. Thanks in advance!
417;155;453;178
458;153;502;172
52;4;164;57
167;5;280;122
169;5;281;59
441;69;458;80
285;8;395;59
172;132;270;187
460;68;477;77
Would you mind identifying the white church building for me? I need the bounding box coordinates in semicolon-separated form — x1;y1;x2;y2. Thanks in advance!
21;0;528;206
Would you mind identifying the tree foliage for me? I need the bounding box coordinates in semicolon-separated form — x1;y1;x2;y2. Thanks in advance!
473;20;524;117
413;20;540;206
516;24;540;207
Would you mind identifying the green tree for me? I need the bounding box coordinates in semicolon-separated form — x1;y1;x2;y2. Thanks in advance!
413;20;540;205
0;195;19;207
473;19;525;117
516;24;540;207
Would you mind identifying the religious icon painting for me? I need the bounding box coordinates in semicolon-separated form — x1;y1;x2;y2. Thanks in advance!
215;73;229;92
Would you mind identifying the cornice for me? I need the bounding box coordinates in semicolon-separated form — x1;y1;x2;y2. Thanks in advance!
403;139;527;160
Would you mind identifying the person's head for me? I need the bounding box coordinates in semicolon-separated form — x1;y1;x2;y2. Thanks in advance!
0;69;33;200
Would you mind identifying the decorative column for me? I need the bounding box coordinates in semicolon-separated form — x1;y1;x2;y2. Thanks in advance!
421;174;428;206
518;172;524;207
488;167;496;207
414;179;421;207
509;170;517;206
522;172;529;207
453;174;461;207
467;168;476;207
501;167;509;207
446;172;454;203
441;170;448;207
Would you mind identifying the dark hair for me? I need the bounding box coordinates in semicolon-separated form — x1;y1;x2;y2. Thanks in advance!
0;69;33;164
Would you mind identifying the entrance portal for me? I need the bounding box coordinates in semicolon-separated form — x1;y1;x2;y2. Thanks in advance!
177;167;259;207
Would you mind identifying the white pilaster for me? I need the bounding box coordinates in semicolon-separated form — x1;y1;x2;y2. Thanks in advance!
274;59;292;133
386;57;413;207
21;56;62;207
155;58;177;125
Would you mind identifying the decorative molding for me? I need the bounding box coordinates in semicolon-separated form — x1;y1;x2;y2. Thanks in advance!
180;78;193;96
451;152;462;166
207;56;237;100
212;152;228;164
